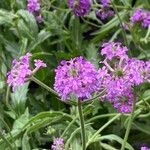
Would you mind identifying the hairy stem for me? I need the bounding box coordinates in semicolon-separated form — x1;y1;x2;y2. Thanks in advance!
110;0;128;46
30;76;58;96
87;114;121;147
78;100;86;150
121;99;136;150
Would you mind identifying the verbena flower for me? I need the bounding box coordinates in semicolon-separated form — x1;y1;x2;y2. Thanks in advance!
51;138;64;150
141;146;150;150
98;64;134;113
98;42;150;113
130;8;150;28
125;58;150;85
101;42;128;60
7;53;46;91
67;0;91;16
27;0;43;22
96;7;114;20
54;56;100;100
34;59;47;68
27;0;40;13
101;0;110;7
96;0;114;20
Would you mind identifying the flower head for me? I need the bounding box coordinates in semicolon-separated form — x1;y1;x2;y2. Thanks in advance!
96;0;114;20
54;56;100;100
141;146;150;150
27;0;43;23
67;0;91;16
125;58;150;85
100;72;134;113
101;0;110;7
130;8;150;28
96;7;114;20
7;53;32;91
7;53;46;91
27;0;40;13
101;42;128;60
34;59;47;68
51;138;64;150
98;41;150;113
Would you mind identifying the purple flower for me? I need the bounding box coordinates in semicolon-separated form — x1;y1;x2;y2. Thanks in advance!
98;42;150;113
96;0;114;20
34;59;47;68
7;53;32;91
125;58;150;85
130;8;150;28
141;146;150;150
142;11;150;28
54;56;100;100
101;0;110;7
96;7;114;20
51;138;64;150
100;42;128;60
27;0;40;13
7;53;47;91
27;0;43;23
67;0;91;16
98;41;150;113
130;8;143;23
36;14;43;23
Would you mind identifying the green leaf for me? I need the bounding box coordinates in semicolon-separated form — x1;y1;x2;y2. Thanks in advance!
92;11;126;43
12;108;29;132
70;138;82;150
100;142;116;150
22;132;31;150
11;83;29;116
17;9;38;38
29;30;52;50
86;44;100;69
0;9;17;26
133;122;150;135
100;134;134;150
23;111;72;130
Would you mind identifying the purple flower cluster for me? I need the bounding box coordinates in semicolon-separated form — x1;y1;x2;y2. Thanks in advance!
7;53;46;91
101;42;128;60
96;0;114;20
51;138;64;150
101;0;110;7
54;56;100;100
141;146;150;150
96;8;114;20
130;8;150;28
67;0;91;16
27;0;43;22
98;42;150;113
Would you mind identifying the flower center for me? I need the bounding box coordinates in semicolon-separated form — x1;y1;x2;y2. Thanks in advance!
74;0;79;7
114;68;124;77
119;96;128;103
70;68;78;76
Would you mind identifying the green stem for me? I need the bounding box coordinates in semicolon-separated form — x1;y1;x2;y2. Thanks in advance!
30;76;58;96
0;131;14;150
61;116;78;138
110;0;128;46
78;100;86;150
0;117;17;149
121;99;136;150
87;114;121;147
5;86;10;105
86;113;124;123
